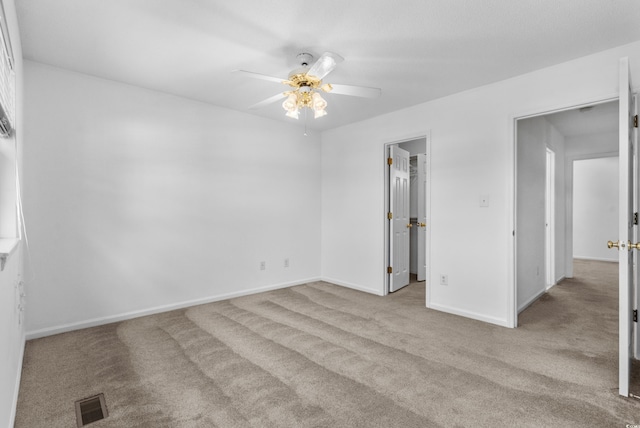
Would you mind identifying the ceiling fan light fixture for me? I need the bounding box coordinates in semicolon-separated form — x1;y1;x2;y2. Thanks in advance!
282;93;297;111
285;107;300;119
312;92;328;119
239;51;381;125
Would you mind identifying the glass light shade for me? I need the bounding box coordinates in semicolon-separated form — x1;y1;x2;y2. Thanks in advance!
282;93;298;112
285;108;299;119
312;92;327;119
314;109;327;119
312;92;327;110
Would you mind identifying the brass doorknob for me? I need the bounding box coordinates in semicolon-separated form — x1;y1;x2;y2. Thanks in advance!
407;223;412;228
629;241;640;250
608;240;620;249
419;222;426;227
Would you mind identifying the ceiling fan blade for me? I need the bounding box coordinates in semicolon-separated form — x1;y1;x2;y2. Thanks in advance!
306;52;344;80
248;93;287;110
234;70;286;84
324;83;381;99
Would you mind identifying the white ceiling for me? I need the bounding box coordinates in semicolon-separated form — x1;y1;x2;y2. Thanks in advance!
15;0;640;131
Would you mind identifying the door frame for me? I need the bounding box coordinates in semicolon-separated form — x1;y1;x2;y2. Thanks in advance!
383;133;431;298
545;147;556;289
509;94;619;328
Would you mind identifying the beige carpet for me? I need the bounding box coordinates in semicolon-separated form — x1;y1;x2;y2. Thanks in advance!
15;260;640;427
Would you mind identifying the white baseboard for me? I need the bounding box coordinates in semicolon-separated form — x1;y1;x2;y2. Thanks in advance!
518;288;546;313
320;277;385;296
9;331;25;428
26;277;321;340
573;256;618;263
428;302;510;327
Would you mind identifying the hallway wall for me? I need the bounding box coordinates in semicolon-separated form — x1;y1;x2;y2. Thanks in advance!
516;116;566;311
573;157;619;261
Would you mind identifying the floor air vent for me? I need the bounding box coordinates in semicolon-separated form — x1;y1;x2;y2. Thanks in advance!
75;393;108;427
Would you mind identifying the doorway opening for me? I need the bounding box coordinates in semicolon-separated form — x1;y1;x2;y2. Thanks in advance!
515;99;619;316
513;98;640;395
572;156;619;263
384;136;429;296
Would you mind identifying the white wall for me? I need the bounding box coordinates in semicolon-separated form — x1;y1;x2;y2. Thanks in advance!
548;122;567;282
516;117;547;310
0;1;24;427
573;157;619;261
23;61;322;337
321;40;640;327
564;131;618;276
516;116;566;311
566;131;619;157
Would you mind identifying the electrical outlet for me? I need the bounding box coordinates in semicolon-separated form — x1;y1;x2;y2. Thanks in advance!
284;258;289;268
440;274;448;285
260;261;266;271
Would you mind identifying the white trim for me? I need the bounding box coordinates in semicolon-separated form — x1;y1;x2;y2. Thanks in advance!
9;331;25;428
508;110;517;328
429;302;510;327
512;94;620;122
573;256;619;263
25;277;321;339
554;275;566;285
573;256;620;263
321;277;385;296
0;238;19;271
545;148;556;290
518;288;546;313
424;133;432;308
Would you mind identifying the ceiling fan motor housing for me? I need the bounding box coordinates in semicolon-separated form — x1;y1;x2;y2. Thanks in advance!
296;52;314;67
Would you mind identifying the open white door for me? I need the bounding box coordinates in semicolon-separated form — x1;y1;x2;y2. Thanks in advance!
389;146;410;292
417;153;427;282
635;91;640;360
615;56;636;397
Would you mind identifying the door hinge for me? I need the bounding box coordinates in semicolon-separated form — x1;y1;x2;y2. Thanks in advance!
387;212;393;220
635;212;638;225
387;266;393;274
387;157;393;165
634;309;638;322
634;115;638;128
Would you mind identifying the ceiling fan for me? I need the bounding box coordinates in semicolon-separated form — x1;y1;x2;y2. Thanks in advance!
235;52;381;120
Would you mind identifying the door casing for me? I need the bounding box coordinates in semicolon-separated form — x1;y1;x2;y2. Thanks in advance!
510;95;619;328
545;147;556;289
